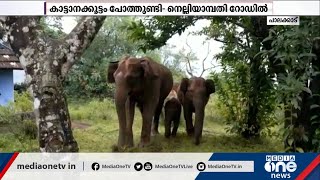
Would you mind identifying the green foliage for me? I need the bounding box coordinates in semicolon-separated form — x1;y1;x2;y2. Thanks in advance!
0;104;15;124
313;128;320;152
6;16;317;152
0;91;33;124
210;61;278;137
204;17;278;138
211;63;249;135
129;16;282;138
14;91;33;112
68;98;283;152
69;98;116;121
0;133;38;152
64;17;188;98
0;92;37;152
64;17;141;98
128;16;201;52
262;16;320;152
264;17;319;103
0;118;38;152
64;17;181;98
158;45;187;81
63;16;319;152
14;82;28;93
40;17;66;39
21;120;37;139
207;19;251;134
1;96;283;152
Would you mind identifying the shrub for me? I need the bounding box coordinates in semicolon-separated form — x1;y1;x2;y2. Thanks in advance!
0;104;16;124
69;98;116;121
210;62;278;137
21;119;37;139
0;91;33;124
205;95;226;124
14;91;33;112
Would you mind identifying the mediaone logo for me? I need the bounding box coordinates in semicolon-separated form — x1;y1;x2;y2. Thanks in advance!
264;155;297;179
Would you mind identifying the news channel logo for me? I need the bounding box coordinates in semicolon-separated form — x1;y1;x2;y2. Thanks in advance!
264;155;297;179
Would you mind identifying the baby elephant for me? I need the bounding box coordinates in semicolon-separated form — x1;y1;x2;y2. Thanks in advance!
164;89;182;138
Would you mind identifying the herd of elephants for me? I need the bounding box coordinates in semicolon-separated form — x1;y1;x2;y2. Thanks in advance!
107;56;215;149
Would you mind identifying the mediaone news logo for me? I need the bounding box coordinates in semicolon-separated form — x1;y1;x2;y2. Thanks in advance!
264;155;297;179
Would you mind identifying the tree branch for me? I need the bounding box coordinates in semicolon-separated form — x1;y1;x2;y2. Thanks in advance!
185;55;194;77
3;17;41;57
214;37;246;49
61;16;106;77
214;38;228;44
185;37;194;77
185;63;193;77
245;32;251;49
162;58;169;66
231;21;247;31
199;41;210;77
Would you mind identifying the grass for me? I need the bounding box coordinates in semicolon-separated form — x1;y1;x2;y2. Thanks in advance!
71;96;283;152
0;95;284;152
0;123;39;152
73;119;283;152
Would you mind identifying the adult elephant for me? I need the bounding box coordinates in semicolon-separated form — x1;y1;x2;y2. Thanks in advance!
178;77;215;145
107;56;173;148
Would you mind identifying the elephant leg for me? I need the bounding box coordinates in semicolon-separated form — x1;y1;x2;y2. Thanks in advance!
164;111;171;138
151;99;164;136
125;97;135;147
183;104;194;136
171;110;181;137
160;108;165;120
115;87;127;148
137;102;143;114
139;102;157;148
171;122;178;137
194;108;205;145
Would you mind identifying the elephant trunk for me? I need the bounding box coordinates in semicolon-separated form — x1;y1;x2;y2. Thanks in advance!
114;86;128;147
193;101;205;145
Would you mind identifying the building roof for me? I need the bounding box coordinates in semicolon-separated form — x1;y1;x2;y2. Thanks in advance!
0;42;23;70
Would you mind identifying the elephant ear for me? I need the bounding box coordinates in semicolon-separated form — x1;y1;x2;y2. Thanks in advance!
140;59;159;79
205;79;215;95
107;61;119;83
180;78;189;94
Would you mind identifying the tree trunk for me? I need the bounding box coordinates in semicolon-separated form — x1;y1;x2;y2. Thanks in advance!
241;36;262;138
1;16;106;152
242;56;261;138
